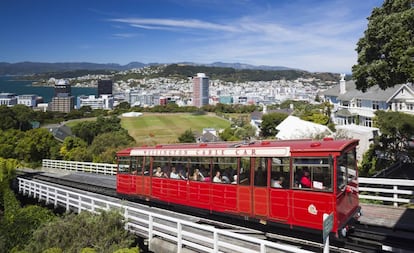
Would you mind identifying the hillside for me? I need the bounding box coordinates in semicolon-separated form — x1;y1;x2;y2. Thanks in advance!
115;64;341;82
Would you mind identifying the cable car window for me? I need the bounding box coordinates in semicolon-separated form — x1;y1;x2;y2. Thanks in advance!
130;156;143;175
239;157;251;185
189;157;210;182
254;157;268;187
170;157;187;180
337;149;357;191
212;157;237;184
293;157;332;191
152;157;169;178
117;156;130;174
270;157;290;188
143;156;151;176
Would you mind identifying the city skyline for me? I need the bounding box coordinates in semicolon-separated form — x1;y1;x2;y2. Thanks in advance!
1;0;383;73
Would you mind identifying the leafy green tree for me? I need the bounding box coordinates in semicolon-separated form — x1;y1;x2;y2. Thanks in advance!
372;110;414;163
24;210;136;253
11;104;35;131
0;130;25;159
359;145;378;176
260;112;288;138
65;147;92;162
60;136;92;161
0;105;18;130
14;128;61;164
352;0;414;91
60;136;88;157
0;205;56;252
219;127;239;141
71;121;97;144
89;131;135;162
178;129;196;143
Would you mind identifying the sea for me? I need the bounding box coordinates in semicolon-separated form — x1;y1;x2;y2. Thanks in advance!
0;76;98;103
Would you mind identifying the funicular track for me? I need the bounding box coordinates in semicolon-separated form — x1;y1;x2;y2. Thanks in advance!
16;171;414;253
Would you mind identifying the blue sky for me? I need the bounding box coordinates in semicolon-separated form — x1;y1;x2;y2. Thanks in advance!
0;0;383;73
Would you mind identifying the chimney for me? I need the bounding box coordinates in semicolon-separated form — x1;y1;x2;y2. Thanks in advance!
339;73;346;94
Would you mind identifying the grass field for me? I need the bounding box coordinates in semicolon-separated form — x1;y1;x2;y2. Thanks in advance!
121;113;231;145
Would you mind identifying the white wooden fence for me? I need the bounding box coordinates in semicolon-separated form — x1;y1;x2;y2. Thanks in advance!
41;159;414;207
42;159;117;175
358;177;414;207
18;178;313;253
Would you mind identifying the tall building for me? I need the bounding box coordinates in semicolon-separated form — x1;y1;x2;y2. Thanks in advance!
192;73;209;108
51;79;74;113
98;79;113;96
50;95;74;113
54;79;71;96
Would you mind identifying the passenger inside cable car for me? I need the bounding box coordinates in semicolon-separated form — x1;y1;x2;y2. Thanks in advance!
300;168;311;188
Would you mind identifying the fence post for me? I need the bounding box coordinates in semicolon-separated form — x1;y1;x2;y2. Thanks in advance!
148;214;153;251
393;185;398;207
213;230;218;253
177;222;182;253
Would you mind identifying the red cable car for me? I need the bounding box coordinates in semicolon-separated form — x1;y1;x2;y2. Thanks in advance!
116;139;361;236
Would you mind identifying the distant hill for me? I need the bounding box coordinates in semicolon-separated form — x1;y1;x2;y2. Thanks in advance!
0;61;147;75
178;62;296;71
0;61;296;75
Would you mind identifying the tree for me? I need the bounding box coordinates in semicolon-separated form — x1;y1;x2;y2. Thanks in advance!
0;105;18;131
260;113;288;138
11;104;35;131
372;110;414;162
178;129;196;143
24;210;136;253
89;131;135;162
14;128;61;164
72;121;98;144
0;129;25;159
352;0;414;91
0;205;56;252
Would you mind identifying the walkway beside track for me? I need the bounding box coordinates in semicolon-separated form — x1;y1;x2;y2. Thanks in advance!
359;203;414;232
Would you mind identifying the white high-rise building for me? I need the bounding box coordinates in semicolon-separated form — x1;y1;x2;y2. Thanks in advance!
192;73;209;108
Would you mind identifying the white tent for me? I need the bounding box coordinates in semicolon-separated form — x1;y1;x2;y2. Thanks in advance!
121;112;143;117
276;115;333;140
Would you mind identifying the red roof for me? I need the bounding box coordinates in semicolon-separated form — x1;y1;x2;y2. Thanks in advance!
117;138;359;157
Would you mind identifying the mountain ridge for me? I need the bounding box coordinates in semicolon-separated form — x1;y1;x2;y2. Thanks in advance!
0;61;298;75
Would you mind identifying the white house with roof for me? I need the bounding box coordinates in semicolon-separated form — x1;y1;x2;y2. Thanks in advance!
321;75;414;127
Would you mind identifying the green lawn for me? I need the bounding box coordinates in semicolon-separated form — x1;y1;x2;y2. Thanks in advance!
121;113;231;145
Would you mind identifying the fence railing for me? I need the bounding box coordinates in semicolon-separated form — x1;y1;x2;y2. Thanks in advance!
41;159;414;208
42;159;117;175
358;177;414;207
18;178;313;253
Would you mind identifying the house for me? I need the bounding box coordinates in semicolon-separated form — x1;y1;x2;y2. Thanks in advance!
45;124;73;142
196;128;220;143
275;115;333;140
321;74;414;127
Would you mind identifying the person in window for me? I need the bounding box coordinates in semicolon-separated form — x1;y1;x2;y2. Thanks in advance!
213;171;222;183
271;177;284;188
300;168;311;188
170;167;180;179
191;168;205;181
154;167;164;177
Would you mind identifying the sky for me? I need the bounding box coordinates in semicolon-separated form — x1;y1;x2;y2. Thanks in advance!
0;0;384;73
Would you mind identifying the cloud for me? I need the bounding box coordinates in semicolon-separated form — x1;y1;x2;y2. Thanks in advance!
110;18;237;32
107;1;375;72
112;33;137;38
